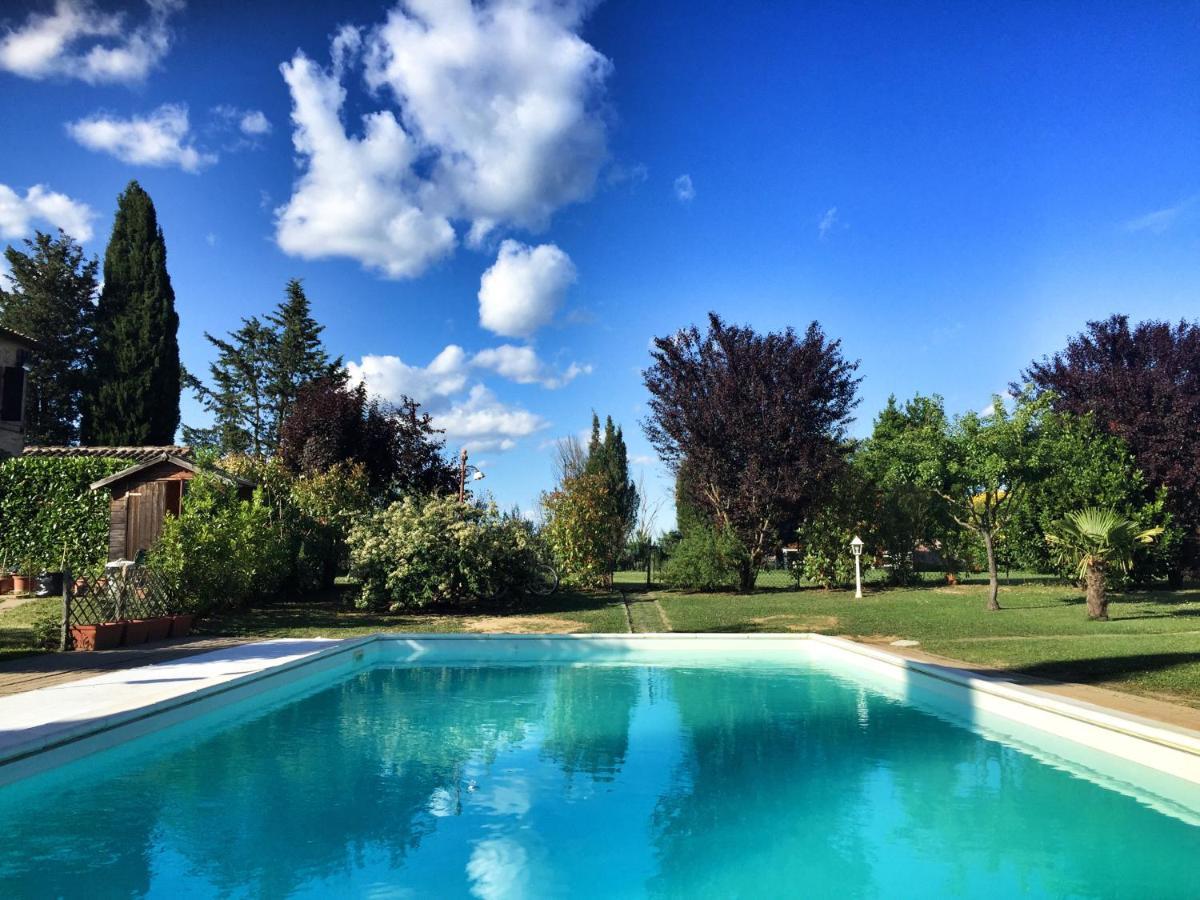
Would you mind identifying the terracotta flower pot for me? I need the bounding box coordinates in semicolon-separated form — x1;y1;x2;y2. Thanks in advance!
145;616;173;642
71;622;125;651
12;575;33;594
0;575;12;594
169;613;195;638
122;619;151;645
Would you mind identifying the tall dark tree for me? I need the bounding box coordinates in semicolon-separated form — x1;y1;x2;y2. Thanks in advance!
585;413;639;533
278;377;456;498
582;412;639;569
0;231;97;443
82;181;180;445
265;279;341;430
643;313;860;591
1022;314;1200;581
184;317;276;455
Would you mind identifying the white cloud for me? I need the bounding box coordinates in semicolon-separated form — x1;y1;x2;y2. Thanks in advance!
0;182;96;241
818;206;839;239
345;345;469;406
673;174;695;202
478;240;576;338
275;0;610;277
0;0;182;85
472;344;591;389
238;109;271;136
630;453;656;466
212;104;272;139
435;384;548;451
67;103;216;172
1123;192;1199;234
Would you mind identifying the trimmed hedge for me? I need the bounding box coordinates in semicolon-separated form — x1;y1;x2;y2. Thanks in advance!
0;456;127;574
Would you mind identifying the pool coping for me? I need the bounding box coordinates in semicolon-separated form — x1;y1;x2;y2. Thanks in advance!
0;632;1197;789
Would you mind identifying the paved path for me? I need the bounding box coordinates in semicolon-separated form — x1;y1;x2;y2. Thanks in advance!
0;636;248;696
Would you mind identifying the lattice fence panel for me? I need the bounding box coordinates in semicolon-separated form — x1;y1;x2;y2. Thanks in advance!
67;566;177;628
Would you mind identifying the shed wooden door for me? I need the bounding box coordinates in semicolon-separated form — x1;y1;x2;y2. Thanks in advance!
124;482;169;559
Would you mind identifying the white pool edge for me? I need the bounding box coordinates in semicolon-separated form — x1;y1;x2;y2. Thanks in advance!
1;632;1197;789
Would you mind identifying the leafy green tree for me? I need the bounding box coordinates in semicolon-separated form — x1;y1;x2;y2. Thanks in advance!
0;231;98;444
943;392;1046;611
795;459;873;589
1045;508;1163;620
82;181;181;445
1008;410;1177;583
856;394;951;583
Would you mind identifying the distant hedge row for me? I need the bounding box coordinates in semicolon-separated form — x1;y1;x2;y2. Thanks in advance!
0;457;126;574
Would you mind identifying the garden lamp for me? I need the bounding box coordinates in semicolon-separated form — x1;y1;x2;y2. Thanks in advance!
850;535;864;599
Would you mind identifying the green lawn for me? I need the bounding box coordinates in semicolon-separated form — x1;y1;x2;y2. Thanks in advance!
0;596;61;661
3;578;1198;709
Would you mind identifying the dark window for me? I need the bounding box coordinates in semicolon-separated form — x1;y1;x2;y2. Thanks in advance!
0;366;25;422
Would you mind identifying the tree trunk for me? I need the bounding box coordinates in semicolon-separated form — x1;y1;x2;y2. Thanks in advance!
1085;562;1108;620
737;557;755;593
983;532;1000;611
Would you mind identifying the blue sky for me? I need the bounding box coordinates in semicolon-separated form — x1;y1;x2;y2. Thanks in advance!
1;0;1197;529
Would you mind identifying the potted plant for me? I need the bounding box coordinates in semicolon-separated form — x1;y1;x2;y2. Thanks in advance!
145;615;173;642
169;608;196;638
70;621;126;651
12;556;39;595
0;552;12;595
122;617;151;645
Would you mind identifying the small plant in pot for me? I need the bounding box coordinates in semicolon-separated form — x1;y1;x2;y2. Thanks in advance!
12;556;40;595
0;551;13;594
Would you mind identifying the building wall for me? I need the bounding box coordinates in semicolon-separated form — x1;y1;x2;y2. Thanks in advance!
0;337;28;458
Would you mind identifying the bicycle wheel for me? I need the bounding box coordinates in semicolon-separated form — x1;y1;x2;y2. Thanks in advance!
529;563;559;597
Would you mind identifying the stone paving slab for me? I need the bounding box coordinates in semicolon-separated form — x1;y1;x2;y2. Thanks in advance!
0;636;249;695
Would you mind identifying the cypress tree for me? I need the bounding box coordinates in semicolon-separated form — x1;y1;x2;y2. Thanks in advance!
0;231;98;443
82;181;181;445
585;413;639;539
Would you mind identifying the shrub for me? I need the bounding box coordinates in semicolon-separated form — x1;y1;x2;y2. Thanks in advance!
660;526;745;591
0;456;127;574
795;508;858;590
148;472;288;614
218;455;373;592
542;472;625;588
348;495;543;610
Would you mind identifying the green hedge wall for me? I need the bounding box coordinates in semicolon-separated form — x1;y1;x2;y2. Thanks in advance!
0;457;127;574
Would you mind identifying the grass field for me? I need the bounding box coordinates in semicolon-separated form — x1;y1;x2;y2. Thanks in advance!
2;577;1198;707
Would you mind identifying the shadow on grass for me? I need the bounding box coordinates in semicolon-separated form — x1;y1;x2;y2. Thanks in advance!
1002;652;1200;685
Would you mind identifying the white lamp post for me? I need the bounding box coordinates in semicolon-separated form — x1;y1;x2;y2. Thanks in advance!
850;535;864;599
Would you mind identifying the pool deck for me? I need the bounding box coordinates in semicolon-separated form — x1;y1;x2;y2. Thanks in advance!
0;636;250;696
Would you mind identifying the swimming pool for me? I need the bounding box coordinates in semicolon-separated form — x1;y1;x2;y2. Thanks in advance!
0;636;1197;898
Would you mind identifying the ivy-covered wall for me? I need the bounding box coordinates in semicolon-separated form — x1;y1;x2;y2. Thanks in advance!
0;456;127;574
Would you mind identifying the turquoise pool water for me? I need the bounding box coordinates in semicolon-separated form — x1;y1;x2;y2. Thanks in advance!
0;651;1197;898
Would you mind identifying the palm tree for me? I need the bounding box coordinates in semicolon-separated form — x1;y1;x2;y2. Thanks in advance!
1045;508;1162;620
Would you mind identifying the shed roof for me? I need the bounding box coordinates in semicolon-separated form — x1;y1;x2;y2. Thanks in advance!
25;445;195;462
0;325;42;351
89;453;255;492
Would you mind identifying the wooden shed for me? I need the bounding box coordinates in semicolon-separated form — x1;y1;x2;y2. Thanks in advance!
89;453;255;562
